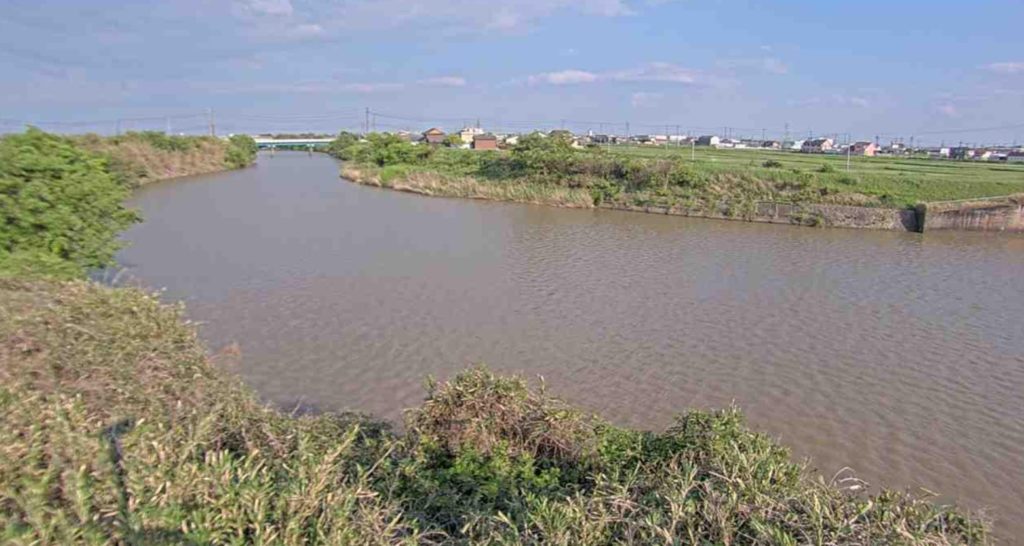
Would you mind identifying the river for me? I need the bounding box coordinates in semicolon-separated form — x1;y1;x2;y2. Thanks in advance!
117;151;1024;538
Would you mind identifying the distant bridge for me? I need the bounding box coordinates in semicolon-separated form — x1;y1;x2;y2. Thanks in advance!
253;137;334;149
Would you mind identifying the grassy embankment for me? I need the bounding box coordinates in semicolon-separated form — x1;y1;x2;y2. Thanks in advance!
333;134;1024;217
74;130;258;188
0;279;990;545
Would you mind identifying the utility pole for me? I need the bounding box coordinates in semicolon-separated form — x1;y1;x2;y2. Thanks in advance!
784;122;790;143
165;116;171;135
846;143;851;172
364;107;370;134
206;108;215;137
691;139;695;161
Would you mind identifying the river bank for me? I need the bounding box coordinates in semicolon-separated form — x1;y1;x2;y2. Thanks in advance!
74;131;258;187
0;278;991;544
332;133;1024;233
341;164;927;230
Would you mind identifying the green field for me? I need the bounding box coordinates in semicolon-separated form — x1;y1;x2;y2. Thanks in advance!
605;145;1024;206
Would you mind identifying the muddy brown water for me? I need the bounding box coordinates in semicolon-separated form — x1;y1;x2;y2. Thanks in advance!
117;151;1024;539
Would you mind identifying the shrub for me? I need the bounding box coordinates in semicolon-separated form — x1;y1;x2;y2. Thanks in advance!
763;159;784;168
0;128;140;276
818;163;837;173
225;134;258;169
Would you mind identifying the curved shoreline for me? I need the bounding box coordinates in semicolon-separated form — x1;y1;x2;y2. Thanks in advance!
342;164;1024;233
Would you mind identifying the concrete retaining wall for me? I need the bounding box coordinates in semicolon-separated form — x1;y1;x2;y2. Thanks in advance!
602;201;919;231
917;195;1024;233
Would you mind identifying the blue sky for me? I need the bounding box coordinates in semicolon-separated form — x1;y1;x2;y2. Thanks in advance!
2;0;1023;144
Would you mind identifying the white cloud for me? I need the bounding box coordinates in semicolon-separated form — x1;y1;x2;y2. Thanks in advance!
981;61;1024;75
340;82;405;93
307;0;637;34
419;76;467;87
285;23;325;38
610;62;698;83
528;69;600;85
240;0;293;16
526;62;707;86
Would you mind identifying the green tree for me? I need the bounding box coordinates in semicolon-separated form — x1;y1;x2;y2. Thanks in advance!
0;128;140;277
225;134;258;169
327;131;361;159
444;134;464;148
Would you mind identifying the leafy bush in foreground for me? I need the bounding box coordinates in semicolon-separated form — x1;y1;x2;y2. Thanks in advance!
0;129;140;277
0;280;989;544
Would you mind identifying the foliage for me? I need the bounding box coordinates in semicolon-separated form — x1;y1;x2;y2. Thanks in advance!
327;131;362;159
344;137;1024;210
225;134;258;169
0;129;140;277
444;134;464;148
0;280;991;545
73;131;251;188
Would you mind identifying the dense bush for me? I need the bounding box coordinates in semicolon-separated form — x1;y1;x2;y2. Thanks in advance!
225;134;258;169
0;280;991;544
0;129;140;277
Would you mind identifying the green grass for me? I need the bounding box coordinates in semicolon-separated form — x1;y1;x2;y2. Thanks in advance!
0;279;991;544
606;145;1024;206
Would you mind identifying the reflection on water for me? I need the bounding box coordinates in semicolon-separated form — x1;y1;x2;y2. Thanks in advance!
118;151;1024;537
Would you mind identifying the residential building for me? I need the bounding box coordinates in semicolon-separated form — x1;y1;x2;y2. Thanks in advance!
696;135;721;147
849;141;878;156
950;147;975;160
460;126;485;144
472;134;498;150
422;128;446;145
1007;152;1024;164
801;138;834;153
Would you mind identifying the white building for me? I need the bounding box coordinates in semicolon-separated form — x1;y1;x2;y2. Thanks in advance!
460;126;485;144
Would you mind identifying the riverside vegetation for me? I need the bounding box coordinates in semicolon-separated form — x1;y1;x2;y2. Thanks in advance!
330;132;1024;218
1;129;991;544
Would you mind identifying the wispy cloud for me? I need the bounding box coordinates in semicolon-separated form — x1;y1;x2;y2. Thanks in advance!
719;57;789;75
935;103;960;118
418;76;467;87
630;91;663;107
237;0;294;16
981;61;1024;75
305;0;638;35
528;69;600;85
526;62;710;86
788;94;870;108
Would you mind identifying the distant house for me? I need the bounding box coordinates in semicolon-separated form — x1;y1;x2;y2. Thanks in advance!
472;134;498;151
849;141;878;156
460;126;485;144
950;147;974;160
590;134;611;144
696;135;721;147
1007;152;1024;164
503;134;520;146
422;128;446;145
973;150;993;161
761;140;782;150
801;138;834;154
